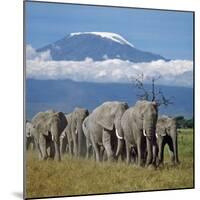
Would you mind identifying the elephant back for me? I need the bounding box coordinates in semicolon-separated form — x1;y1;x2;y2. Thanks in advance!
92;101;128;131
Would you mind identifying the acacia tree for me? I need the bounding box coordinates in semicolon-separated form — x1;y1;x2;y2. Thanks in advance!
131;73;174;107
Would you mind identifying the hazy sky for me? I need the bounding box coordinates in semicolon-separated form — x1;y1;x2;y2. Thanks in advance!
25;1;193;60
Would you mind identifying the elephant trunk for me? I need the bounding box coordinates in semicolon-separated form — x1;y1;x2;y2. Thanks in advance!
51;124;61;161
152;135;158;166
146;137;153;166
60;136;64;156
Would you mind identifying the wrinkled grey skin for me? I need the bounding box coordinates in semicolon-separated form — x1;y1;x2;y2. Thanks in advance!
86;101;128;162
156;116;179;165
60;108;89;157
26;121;35;150
31;110;67;161
121;100;158;167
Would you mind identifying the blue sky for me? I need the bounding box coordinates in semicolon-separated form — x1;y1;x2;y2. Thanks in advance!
25;1;193;60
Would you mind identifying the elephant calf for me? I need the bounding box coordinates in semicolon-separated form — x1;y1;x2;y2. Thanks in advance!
156;116;179;165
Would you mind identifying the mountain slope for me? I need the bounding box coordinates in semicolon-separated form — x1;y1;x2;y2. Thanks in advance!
26;79;193;120
37;32;168;62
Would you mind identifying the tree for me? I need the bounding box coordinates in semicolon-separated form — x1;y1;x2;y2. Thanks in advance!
185;118;194;128
131;73;174;107
175;116;185;128
174;116;194;129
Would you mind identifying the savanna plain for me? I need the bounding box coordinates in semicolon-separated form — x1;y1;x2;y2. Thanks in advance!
26;129;194;198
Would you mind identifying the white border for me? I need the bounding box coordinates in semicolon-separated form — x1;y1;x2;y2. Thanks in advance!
0;0;199;199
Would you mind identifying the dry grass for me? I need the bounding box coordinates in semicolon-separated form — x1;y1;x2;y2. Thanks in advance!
26;129;194;199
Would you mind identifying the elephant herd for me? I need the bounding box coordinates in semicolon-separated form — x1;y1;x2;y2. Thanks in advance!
26;100;179;167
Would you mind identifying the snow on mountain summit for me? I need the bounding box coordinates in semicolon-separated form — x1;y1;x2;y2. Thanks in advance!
69;32;134;47
37;32;167;62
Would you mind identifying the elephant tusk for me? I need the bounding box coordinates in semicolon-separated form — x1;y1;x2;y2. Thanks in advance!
116;128;123;140
156;133;158;138
143;129;147;137
52;135;54;141
60;133;65;139
75;129;78;135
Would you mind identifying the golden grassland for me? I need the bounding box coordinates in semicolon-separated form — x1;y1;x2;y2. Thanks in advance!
26;129;194;199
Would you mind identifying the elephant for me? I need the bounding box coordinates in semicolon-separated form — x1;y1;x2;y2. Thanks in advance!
155;116;179;165
85;101;128;162
59;108;89;157
120;100;158;167
30;110;67;161
25;121;35;150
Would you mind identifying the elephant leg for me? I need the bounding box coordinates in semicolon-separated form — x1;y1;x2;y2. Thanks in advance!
39;135;48;160
49;141;55;159
32;138;36;150
101;146;107;161
60;135;68;157
66;143;69;154
72;133;78;157
26;137;30;150
66;131;73;156
137;137;143;167
131;147;137;164
35;142;42;160
68;141;72;156
60;137;64;157
102;129;114;162
93;142;100;162
167;137;175;164
86;138;90;159
158;138;165;165
152;137;158;166
125;140;131;164
171;135;179;164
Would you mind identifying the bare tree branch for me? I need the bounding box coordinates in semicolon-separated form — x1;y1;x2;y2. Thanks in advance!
130;73;173;107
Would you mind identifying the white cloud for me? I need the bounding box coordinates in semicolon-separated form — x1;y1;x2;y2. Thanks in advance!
26;44;52;61
26;45;193;87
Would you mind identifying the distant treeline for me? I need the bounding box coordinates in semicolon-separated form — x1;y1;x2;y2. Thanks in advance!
175;116;194;129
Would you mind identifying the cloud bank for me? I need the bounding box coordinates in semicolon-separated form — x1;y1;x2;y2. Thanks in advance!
26;45;193;87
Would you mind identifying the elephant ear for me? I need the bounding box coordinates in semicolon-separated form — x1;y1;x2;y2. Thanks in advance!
96;103;116;131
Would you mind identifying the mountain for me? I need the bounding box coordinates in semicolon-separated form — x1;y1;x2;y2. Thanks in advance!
26;79;193;120
37;32;168;62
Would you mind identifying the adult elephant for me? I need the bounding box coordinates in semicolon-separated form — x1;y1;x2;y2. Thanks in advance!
31;110;67;161
25;121;35;150
121;100;158;167
86;101;128;162
60;108;89;157
156;116;179;165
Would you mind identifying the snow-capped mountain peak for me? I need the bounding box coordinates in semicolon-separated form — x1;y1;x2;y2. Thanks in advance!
37;32;167;62
69;32;134;47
